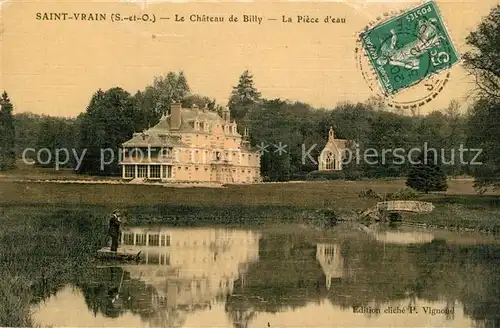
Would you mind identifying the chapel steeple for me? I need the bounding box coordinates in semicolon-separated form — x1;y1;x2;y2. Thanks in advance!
329;126;335;140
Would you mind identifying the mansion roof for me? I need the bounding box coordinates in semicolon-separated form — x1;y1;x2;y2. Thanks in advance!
122;131;188;148
148;107;227;134
122;104;252;149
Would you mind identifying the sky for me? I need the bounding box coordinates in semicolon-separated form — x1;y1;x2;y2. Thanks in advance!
1;0;498;117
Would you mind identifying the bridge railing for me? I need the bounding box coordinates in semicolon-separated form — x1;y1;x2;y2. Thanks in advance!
376;201;434;213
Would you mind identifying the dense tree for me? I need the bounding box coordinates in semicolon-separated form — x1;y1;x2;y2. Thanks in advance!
228;70;262;123
181;94;217;110
0;91;16;171
406;153;448;193
462;5;500;100
140;71;191;118
14;112;43;158
465;98;500;190
462;6;500;190
35;116;78;168
77;88;137;175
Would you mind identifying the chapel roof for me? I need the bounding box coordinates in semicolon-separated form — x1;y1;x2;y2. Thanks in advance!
322;126;349;151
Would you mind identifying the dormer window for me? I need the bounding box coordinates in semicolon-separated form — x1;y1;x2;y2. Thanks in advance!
199;122;204;131
204;120;209;132
232;124;237;134
195;120;200;130
224;125;229;134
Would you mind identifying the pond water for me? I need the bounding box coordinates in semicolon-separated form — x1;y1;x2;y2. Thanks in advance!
31;224;500;328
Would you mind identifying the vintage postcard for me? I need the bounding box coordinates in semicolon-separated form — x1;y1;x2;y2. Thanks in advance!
1;0;500;327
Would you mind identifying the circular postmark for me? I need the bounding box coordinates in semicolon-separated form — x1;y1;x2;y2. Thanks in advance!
355;5;458;114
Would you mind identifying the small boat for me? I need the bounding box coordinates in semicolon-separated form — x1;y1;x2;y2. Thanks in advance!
96;247;142;261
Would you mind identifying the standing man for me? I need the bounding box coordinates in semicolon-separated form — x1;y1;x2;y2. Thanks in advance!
108;209;122;252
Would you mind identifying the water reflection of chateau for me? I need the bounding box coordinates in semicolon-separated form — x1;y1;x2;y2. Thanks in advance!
119;227;260;311
316;244;345;290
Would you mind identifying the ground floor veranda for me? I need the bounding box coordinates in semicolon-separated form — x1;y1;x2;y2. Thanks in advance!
121;163;261;183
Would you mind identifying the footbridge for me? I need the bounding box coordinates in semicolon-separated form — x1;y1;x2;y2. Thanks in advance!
360;201;434;222
376;201;434;214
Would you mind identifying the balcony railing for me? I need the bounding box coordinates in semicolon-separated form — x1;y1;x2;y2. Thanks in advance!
121;155;176;163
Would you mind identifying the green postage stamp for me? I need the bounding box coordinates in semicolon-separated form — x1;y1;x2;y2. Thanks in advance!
360;0;460;95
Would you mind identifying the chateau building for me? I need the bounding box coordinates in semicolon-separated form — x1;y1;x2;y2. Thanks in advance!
318;126;349;171
120;102;261;184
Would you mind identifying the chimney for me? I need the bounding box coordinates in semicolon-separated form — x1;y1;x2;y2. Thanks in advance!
223;106;230;122
170;101;182;129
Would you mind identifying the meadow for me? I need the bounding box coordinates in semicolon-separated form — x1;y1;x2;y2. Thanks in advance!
0;177;499;230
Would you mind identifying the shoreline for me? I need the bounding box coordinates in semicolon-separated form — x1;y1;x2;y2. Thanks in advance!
0;179;499;234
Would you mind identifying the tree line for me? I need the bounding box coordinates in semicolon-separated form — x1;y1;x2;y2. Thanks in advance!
0;5;499;191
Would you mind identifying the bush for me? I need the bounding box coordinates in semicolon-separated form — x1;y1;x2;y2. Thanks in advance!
344;170;364;180
386;187;420;200
358;187;420;201
290;171;309;181
305;170;345;180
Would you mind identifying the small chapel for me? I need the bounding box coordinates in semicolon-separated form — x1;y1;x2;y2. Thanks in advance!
318;126;349;171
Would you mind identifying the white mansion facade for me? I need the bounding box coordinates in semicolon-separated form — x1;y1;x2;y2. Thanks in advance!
120;102;262;184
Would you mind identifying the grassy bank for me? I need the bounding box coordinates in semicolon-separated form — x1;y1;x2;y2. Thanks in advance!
0;206;107;327
1;179;499;230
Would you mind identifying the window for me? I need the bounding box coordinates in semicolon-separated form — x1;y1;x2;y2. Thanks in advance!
148;234;160;246
160;254;170;265
163;165;172;178
136;234;147;246
137;165;147;178
160;147;172;158
148;253;160;264
124;165;135;178
123;233;134;245
150;166;160;179
325;152;335;170
166;235;171;246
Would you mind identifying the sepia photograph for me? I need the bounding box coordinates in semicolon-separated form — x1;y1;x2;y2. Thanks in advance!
1;0;500;327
